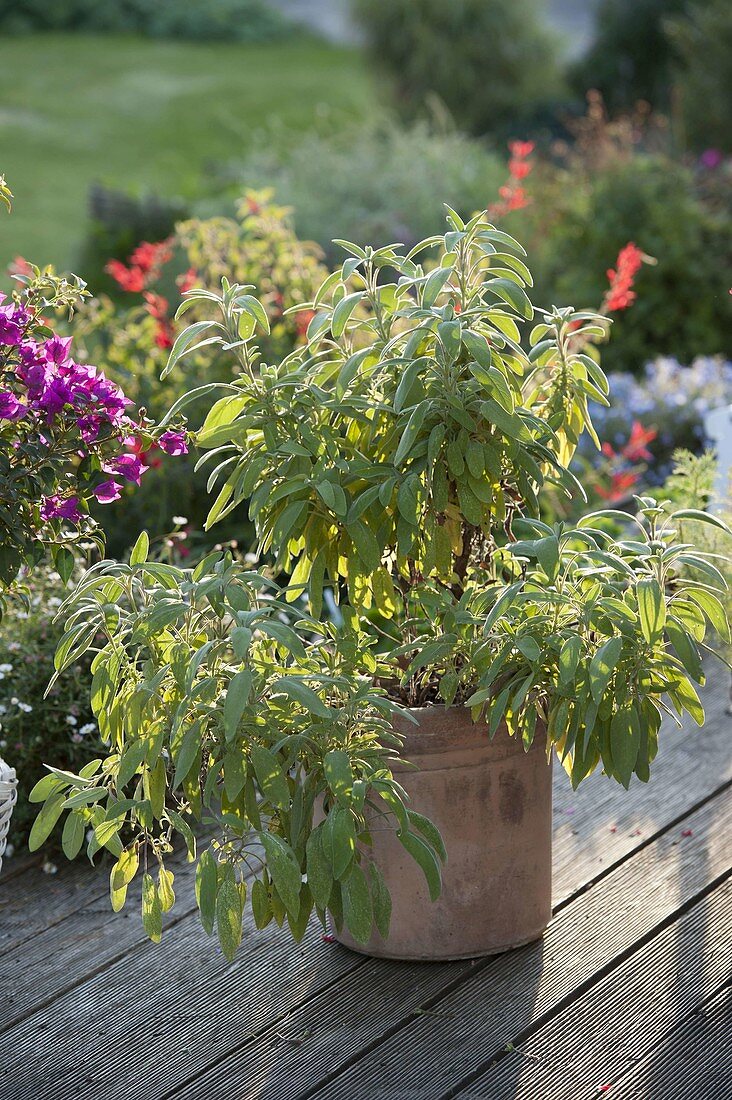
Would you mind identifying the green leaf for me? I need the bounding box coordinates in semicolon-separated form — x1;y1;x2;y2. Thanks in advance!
172;724;202;787
324;749;354;805
348;520;382;574
407;810;447;863
367;861;392;940
397;830;442;902
331;291;363;338
558;636;582;689
637;578;666;645
342;862;373;944
272;677;332;719
28;793;65;852
195;849;218;936
589;636;622;703
260;832;302;917
666;618;704;683
673;509;732;536
250;744;290;809
216;873;243;961
394;401;429;466
129;531;149;566
117;738;148;788
322;806;356;880
610;707;640;790
224;669;253;741
486;277;533;319
158;867;175;913
142;873;162;943
53;545;75;585
305;827;334;910
422;265;453;308
61;812;85;860
28;773;65;804
163;320;218;378
251;878;273;929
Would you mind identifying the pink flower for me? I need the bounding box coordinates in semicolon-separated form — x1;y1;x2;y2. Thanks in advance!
0;391;26;420
40;495;82;524
158;429;188;456
105;453;148;485
93;478;123;504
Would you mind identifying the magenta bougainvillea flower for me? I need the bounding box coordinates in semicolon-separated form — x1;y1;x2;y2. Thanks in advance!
158;429;188;456
0;265;189;587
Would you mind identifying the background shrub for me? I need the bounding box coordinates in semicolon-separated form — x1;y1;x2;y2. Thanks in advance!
524;156;732;373
227;119;505;262
0;0;292;40
0;567;96;854
666;0;732;151
353;0;563;138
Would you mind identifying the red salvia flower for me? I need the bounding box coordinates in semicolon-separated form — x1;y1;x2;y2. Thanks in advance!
622;421;657;462
488;140;534;219
143;291;174;350
603;242;645;313
105;238;173;293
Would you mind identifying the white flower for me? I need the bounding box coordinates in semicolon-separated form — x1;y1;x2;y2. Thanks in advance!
79;722;96;736
18;702;32;713
0;706;6;717
65;715;78;726
173;516;188;526
0;663;13;673
10;697;18;706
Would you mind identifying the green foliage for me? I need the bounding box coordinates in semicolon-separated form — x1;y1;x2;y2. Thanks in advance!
526;156;732;373
36;215;730;954
71;193;327;555
0;0;292;41
227;120;505;263
0;566;97;851
354;0;563;137
667;0;732;151
661;449;732;655
32;552;437;953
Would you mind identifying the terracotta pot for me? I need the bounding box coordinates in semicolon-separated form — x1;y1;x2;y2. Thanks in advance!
334;706;553;961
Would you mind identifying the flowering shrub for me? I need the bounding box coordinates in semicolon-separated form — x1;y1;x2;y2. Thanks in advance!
583;355;732;484
69;193;327;552
0;264;189;593
488;140;535;219
0;564;97;853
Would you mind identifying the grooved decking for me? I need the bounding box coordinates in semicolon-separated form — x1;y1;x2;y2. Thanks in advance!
1;672;730;1100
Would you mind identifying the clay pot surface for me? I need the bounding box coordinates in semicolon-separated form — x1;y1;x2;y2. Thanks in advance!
335;706;553;961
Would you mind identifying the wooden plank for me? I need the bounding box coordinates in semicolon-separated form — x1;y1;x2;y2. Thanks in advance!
272;790;731;1100
3;672;728;1032
455;879;732;1098
608;984;731;1100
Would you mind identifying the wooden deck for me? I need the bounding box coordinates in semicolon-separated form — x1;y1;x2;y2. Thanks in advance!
1;673;730;1100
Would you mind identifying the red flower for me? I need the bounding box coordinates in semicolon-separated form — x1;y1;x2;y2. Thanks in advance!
105;238;173;293
603;243;645;313
105;260;146;293
488;140;534;219
596;470;639;501
622;421;657;462
177;267;198;296
143;292;174;350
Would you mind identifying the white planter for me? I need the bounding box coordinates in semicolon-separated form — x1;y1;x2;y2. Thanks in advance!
0;757;18;873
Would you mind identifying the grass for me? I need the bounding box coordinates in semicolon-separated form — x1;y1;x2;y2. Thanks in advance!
0;34;375;270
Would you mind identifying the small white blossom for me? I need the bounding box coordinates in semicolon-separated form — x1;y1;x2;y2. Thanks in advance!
172;516;188;526
79;722;96;736
65;715;78;727
19;702;33;713
0;663;13;673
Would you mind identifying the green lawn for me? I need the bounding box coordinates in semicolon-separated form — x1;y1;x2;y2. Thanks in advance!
0;34;375;270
